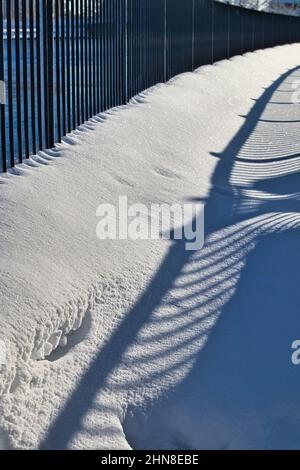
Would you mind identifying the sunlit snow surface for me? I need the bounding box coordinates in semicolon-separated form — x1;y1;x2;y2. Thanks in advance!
0;44;300;449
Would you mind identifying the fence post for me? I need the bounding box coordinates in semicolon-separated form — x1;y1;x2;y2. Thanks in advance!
15;0;23;163
191;0;195;70
29;0;37;154
241;6;243;54
164;0;167;82
125;0;128;102
227;2;230;59
6;0;15;167
252;10;255;51
44;0;54;149
43;1;49;148
22;0;30;158
0;0;6;172
211;0;214;64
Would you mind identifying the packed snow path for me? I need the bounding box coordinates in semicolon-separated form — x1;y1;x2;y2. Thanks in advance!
0;45;300;450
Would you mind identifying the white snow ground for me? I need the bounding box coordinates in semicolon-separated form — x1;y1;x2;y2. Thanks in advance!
0;44;300;450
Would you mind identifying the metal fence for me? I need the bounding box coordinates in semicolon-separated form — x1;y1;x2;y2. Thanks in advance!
0;0;299;173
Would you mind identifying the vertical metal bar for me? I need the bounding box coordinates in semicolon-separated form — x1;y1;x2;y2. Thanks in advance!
146;0;150;86
241;5;244;54
148;0;151;85
142;0;145;88
117;0;121;103
125;0;128;102
87;0;90;116
22;0;30;158
15;0;23;162
211;0;214;64
133;0;136;95
88;0;92;115
138;0;141;91
92;0;95;111
55;0;61;142
0;0;6;172
164;0;167;82
90;0;93;113
61;0;66;136
108;0;113;106
36;0;43;150
66;0;71;132
96;0;100;112
29;0;37;154
133;0;137;94
135;0;138;92
126;0;131;102
115;0;119;104
122;0;126;104
156;0;160;83
43;0;49;148
101;0;106;110
122;0;126;103
262;12;265;49
114;0;122;106
110;0;114;103
6;0;14;167
47;0;54;148
76;0;80;125
80;0;85;122
135;0;138;93
84;0;88;119
191;0;195;70
115;0;119;105
71;0;76;129
104;0;108;109
104;0;111;109
151;0;154;84
119;0;122;101
111;0;115;106
252;10;255;51
89;0;92;115
227;2;230;59
106;0;110;107
92;0;96;114
145;0;148;88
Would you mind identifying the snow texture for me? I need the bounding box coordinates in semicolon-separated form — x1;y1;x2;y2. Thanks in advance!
0;44;300;450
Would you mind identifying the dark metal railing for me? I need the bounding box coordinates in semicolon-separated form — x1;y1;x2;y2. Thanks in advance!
0;0;299;173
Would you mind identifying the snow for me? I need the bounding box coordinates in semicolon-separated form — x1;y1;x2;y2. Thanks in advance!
218;0;297;16
0;44;300;450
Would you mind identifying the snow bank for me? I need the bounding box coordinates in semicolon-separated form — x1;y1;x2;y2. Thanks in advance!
0;44;300;449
